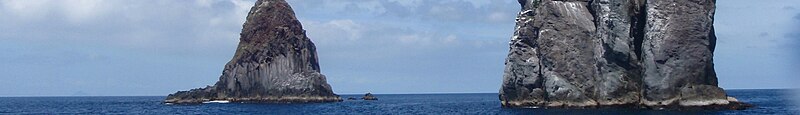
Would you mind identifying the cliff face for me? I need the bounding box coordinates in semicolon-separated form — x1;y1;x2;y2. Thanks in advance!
500;0;747;109
642;0;723;107
165;0;341;104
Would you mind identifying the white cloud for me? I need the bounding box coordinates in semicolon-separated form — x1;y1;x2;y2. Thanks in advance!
384;0;489;10
303;19;468;47
488;12;510;23
443;34;458;44
0;0;517;95
0;0;258;56
230;0;255;23
397;33;462;46
1;0;51;20
285;0;517;24
61;0;109;23
302;19;366;44
427;5;461;20
398;34;422;43
341;1;386;14
328;20;365;41
195;0;215;7
286;0;386;14
386;0;422;8
1;0;110;23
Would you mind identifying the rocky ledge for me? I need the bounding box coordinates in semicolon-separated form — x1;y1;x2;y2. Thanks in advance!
500;0;750;110
165;0;341;104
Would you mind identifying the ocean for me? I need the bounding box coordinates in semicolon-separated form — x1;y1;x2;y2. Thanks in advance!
0;89;796;114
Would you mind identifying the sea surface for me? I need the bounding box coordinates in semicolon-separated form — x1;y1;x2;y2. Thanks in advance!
0;89;797;114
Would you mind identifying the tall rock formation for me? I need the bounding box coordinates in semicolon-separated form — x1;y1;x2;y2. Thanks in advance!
166;0;341;104
641;0;723;107
500;0;749;110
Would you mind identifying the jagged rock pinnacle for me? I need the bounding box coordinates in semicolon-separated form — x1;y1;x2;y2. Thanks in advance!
165;0;341;104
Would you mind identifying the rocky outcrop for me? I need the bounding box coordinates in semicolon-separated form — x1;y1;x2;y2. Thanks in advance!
362;93;378;100
500;0;749;110
165;0;341;104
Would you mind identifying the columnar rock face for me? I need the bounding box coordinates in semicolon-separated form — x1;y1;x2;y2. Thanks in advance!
642;0;723;107
500;0;748;109
165;0;341;104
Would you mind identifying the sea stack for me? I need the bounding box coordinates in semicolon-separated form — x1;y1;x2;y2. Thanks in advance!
500;0;749;110
165;0;341;104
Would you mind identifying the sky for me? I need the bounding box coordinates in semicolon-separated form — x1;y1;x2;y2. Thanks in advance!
0;0;797;96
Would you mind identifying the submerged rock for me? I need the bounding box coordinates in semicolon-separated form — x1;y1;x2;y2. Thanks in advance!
500;0;749;110
362;93;378;100
165;0;341;104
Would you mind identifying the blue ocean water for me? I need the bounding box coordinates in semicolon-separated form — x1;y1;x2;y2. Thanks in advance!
0;89;796;114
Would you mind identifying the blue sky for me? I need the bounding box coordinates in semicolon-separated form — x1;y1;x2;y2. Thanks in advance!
0;0;797;96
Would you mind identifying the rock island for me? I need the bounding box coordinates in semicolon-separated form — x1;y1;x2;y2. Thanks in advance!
166;0;341;104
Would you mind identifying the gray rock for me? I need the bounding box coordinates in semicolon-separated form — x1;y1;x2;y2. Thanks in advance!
500;0;748;110
165;0;341;104
590;0;645;106
362;93;378;100
641;0;721;106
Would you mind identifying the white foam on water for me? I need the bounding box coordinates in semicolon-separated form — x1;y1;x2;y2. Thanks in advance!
203;100;231;104
524;106;541;109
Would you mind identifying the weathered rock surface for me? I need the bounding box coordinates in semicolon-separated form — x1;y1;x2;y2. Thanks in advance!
500;0;749;110
165;0;341;104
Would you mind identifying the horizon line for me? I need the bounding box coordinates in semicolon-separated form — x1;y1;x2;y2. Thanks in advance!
0;88;794;97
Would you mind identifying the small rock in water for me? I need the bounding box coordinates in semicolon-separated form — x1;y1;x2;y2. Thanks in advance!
362;93;378;100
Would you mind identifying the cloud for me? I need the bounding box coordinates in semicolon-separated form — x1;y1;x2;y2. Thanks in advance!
301;19;501;51
0;0;259;96
60;0;109;22
426;3;467;20
286;0;386;15
303;19;467;46
759;32;770;37
0;0;515;95
288;0;519;49
0;0;256;57
298;17;511;93
305;20;365;41
386;0;422;7
286;0;518;24
284;0;517;93
796;13;800;20
786;6;797;10
0;0;54;22
3;0;798;95
195;0;216;7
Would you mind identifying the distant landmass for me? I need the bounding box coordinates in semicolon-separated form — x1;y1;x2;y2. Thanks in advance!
499;0;750;110
165;0;340;104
